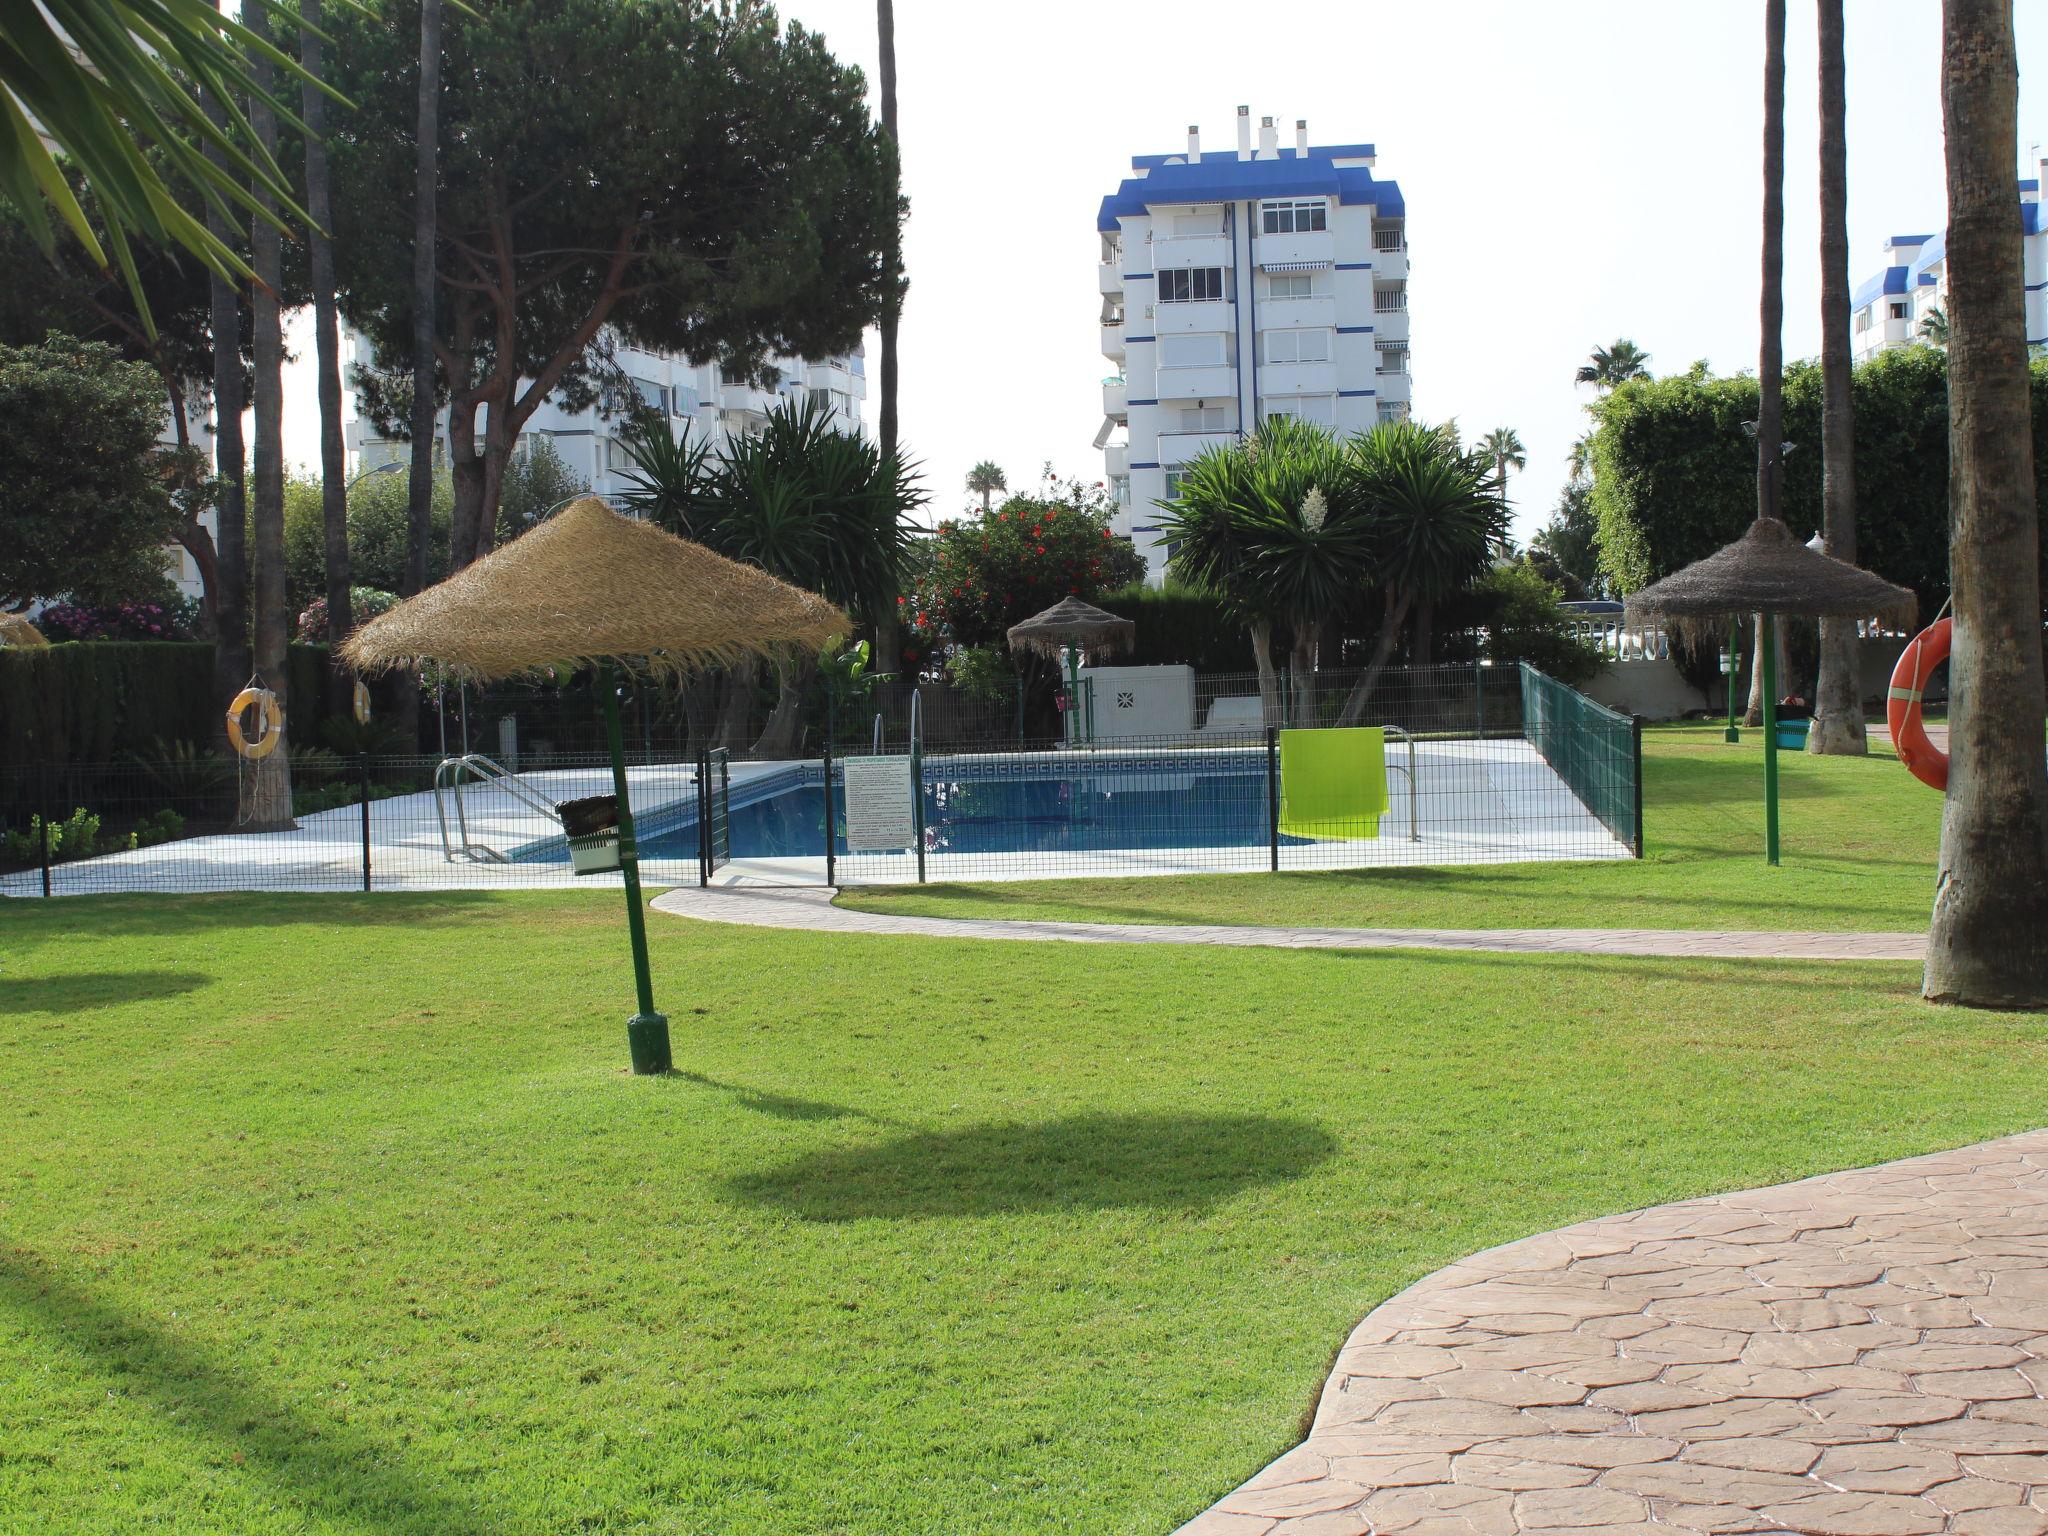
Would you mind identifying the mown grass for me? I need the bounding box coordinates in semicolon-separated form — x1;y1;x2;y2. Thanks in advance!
836;724;1948;932
5;888;2045;1533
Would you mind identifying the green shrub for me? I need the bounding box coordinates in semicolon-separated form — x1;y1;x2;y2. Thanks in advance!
1094;585;1255;671
128;808;185;849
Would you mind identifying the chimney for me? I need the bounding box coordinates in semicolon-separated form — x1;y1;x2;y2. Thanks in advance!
1187;124;1200;164
1259;115;1278;158
1236;105;1252;161
1295;119;1309;155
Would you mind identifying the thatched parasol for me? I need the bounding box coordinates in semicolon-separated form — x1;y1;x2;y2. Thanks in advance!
1622;515;1915;641
341;497;846;682
1005;595;1136;660
1624;516;1916;866
342;498;849;1076
0;612;48;647
1007;596;1136;745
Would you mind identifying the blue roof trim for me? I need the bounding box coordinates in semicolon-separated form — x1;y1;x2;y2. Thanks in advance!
1098;145;1404;228
2027;281;2046;292
1335;325;1375;334
1130;142;1375;169
1125;335;1155;344
1851;265;1910;309
1336;389;1377;398
1885;233;1935;249
2026;203;2042;236
1127;398;1158;405
1129;462;1160;470
1334;262;1373;271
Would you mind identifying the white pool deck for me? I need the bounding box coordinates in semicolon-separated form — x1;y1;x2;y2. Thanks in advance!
2;739;1631;898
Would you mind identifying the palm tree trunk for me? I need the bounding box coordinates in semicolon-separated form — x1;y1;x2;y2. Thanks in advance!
397;0;442;751
1289;622;1320;727
1336;589;1414;727
202;92;248;751
1809;0;1866;756
876;0;900;465
752;655;813;759
1758;0;1787;534
241;0;293;831
715;657;758;754
1249;618;1282;728
1924;0;2048;1007
301;0;352;717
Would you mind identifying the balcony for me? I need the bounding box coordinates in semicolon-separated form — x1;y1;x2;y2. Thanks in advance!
1153;298;1234;336
1104;442;1130;477
1257;294;1337;330
1370;309;1409;344
1156;428;1239;458
1257;229;1335;269
720;383;773;414
1101;322;1125;361
1258;360;1337;397
1153;232;1233;270
1102;376;1127;417
1154;363;1237;400
1098;262;1123;297
1372;246;1409;282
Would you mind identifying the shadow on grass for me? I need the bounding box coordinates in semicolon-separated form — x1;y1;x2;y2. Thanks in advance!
0;1241;496;1536
0;971;211;1015
725;1111;1337;1221
674;1070;897;1126
6;892;525;941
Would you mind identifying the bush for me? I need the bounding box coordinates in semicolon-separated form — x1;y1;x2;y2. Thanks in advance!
129;808;184;849
1470;564;1606;685
35;598;200;642
284;466;453;610
297;587;398;643
1094;585;1253;671
4;806;100;863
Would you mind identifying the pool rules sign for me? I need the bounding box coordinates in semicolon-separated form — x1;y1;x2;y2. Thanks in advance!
842;755;918;851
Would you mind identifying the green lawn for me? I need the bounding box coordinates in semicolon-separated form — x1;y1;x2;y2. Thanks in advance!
5;889;2046;1533
837;724;1949;932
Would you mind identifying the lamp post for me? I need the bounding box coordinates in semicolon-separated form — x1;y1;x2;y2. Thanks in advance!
345;459;405;494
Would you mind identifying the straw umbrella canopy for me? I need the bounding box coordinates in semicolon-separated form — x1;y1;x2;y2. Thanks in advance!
342;497;849;1077
0;612;48;647
1005;595;1135;661
341;497;847;682
1622;515;1914;640
1625;516;1915;866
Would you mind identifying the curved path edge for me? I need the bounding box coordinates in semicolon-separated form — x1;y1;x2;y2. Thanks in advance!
650;885;1926;961
1171;1129;2048;1536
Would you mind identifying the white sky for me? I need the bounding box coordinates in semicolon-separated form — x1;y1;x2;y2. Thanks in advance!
287;0;2044;547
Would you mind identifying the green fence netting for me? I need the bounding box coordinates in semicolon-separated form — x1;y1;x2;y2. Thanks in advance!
1519;663;1643;856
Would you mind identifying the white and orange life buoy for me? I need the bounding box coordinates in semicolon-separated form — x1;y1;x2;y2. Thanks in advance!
1887;617;1949;791
226;686;285;760
352;679;372;726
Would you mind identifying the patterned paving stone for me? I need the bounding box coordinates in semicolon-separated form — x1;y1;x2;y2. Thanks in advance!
1171;1131;2048;1535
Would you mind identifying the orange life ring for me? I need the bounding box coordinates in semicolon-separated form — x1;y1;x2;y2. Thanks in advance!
1887;618;1949;791
226;686;285;760
352;679;372;726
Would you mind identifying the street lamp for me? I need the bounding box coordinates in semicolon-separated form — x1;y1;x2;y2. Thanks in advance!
346;459;406;493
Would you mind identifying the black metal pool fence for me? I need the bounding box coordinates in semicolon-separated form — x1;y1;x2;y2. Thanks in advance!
1;664;1642;896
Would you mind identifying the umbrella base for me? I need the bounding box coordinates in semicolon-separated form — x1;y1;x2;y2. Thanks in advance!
626;1012;672;1075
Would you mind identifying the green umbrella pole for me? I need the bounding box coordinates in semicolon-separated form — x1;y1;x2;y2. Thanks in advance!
601;660;671;1073
1725;616;1741;744
1760;615;1780;866
1066;650;1082;745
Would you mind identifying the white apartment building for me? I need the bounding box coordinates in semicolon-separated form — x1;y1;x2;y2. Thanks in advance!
1095;107;1410;580
1851;159;2046;362
350;332;867;500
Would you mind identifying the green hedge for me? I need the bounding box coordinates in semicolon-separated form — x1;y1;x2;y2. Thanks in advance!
1;641;343;775
1094;586;1259;671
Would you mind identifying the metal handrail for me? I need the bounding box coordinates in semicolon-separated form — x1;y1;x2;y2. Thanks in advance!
1384;725;1420;842
432;752;559;863
873;712;884;753
910;688;922;751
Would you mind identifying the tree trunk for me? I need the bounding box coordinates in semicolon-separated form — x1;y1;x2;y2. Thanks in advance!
876;0;900;465
395;0;443;752
1809;0;1867;756
202;96;249;749
1289;623;1320;726
715;658;758;754
242;0;294;830
1757;0;1787;533
752;655;813;759
1411;597;1435;667
1336;589;1414;727
1249;618;1282;728
1924;0;2048;1007
302;0;353;719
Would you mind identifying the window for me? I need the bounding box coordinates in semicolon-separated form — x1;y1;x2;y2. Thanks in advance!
631;376;669;415
1373;284;1407;313
1267;272;1317;301
1176;406;1226;432
1855;308;1871;333
1263;329;1330;364
1260;199;1328;234
1377;401;1409;424
1157;267;1224;304
1890;301;1908;320
1264;395;1335;425
807;387;831;414
1160;333;1227;368
1162;467;1190;500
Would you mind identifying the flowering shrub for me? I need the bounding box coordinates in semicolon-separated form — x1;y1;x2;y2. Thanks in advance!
34;598;199;642
297;587;399;643
901;490;1145;658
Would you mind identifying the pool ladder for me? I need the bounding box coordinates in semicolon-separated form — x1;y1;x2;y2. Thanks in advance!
433;753;560;863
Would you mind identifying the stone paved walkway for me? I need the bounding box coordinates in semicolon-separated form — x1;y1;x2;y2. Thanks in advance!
649;885;1926;962
1175;1130;2048;1536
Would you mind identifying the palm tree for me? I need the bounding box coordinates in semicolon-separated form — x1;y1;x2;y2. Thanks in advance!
876;0;900;465
1478;426;1527;545
1923;0;2048;1007
1;0;324;332
404;0;443;603
1334;421;1508;725
1574;339;1651;389
242;0;293;830
301;0;351;713
1809;0;1866;756
202;92;249;745
1155;443;1284;726
965;460;1007;513
1918;306;1951;347
1745;0;1789;733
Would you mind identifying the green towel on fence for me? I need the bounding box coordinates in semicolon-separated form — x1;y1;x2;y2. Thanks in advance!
1279;727;1389;840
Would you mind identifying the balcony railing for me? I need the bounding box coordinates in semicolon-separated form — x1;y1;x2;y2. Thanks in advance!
1373;289;1408;313
1372;229;1407;252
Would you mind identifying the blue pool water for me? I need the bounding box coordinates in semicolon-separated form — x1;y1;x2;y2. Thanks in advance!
629;763;1283;860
